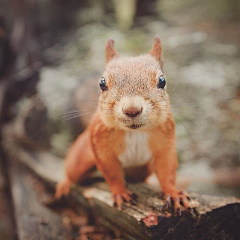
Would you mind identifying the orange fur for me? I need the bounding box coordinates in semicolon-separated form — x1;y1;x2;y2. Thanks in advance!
105;39;117;63
56;38;192;212
150;37;162;63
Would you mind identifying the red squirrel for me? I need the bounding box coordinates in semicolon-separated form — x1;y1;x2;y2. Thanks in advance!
55;37;193;214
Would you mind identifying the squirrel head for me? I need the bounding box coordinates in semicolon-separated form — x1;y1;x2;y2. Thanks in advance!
99;37;171;131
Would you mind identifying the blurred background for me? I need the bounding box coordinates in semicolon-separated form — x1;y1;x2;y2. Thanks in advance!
0;0;239;238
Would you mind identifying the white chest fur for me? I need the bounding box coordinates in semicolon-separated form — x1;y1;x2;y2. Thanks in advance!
118;131;152;168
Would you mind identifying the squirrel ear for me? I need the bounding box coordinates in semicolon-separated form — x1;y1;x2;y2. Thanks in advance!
106;39;117;63
150;37;162;62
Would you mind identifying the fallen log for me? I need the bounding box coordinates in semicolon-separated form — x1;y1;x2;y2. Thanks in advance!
3;130;240;240
9;163;78;240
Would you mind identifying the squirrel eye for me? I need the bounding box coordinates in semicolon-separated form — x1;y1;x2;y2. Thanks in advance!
157;76;166;89
100;77;107;91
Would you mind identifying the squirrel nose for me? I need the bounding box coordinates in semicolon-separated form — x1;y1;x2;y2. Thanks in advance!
123;107;143;118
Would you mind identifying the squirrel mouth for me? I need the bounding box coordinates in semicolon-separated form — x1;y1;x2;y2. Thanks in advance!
118;118;145;129
127;124;143;129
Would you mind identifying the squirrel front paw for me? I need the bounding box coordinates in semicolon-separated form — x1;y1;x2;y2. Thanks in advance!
161;189;194;216
113;189;137;210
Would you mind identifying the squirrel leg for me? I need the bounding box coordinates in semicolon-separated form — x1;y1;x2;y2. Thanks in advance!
55;156;96;199
91;117;135;210
149;120;193;215
55;129;96;199
92;118;135;209
95;157;134;210
153;147;192;215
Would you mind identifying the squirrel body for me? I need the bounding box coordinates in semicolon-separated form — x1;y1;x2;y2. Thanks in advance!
56;38;192;213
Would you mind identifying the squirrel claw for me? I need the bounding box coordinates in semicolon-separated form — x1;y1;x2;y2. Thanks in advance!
179;190;192;202
187;207;196;218
126;189;137;200
114;200;125;210
163;194;172;210
162;190;193;214
114;195;125;210
113;191;136;210
186;196;192;201
55;179;71;199
129;198;137;206
176;207;181;216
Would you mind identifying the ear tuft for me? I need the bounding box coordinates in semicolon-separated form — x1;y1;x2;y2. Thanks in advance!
150;37;162;62
106;39;117;63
